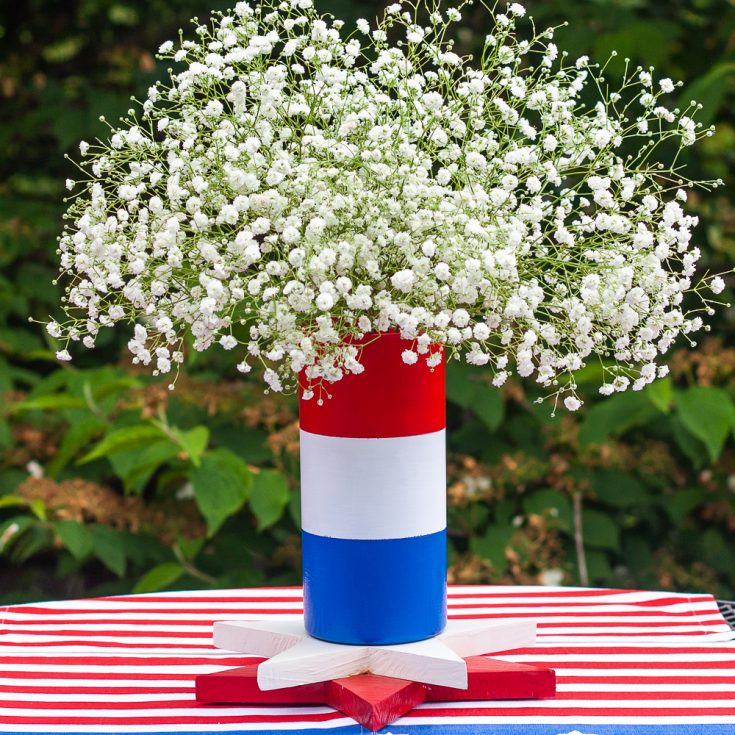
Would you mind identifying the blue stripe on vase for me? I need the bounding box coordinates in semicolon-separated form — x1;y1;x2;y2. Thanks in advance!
302;528;447;645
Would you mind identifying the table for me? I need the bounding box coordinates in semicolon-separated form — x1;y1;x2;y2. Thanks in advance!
0;585;734;734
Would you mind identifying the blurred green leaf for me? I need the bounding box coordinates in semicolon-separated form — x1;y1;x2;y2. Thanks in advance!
593;20;679;69
681;63;735;127
55;520;94;560
133;562;184;593
671;417;710;469
47;417;107;478
90;525;127;576
14;393;86;413
110;440;181;493
7;524;54;562
447;363;504;430
674;386;735;462
78;424;167;464
662;488;705;523
0;516;34;554
171;426;209;467
0;496;31;511
646;378;673;414
0;420;11;450
591;470;647;508
42;36;85;63
522;488;573;531
585;549;613;584
250;470;290;531
469;525;514;572
579;391;658;445
582;509;620;551
190;449;252;535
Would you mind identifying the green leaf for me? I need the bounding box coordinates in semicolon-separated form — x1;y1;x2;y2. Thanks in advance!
133;562;185;593
579;391;658;446
13;393;87;413
0;421;10;451
288;488;301;528
190;449;252;535
0;469;27;495
176;537;205;561
662;488;705;524
446;363;475;407
90;525;127;576
681;63;735;127
582;509;620;551
674;386;735;463
645;377;672;414
593;20;679;70
28;499;46;521
0;495;29;511
109;440;181;493
0;356;12;393
78;424;167;465
701;529;735;576
446;363;504;430
55;520;94;560
42;36;84;63
522;488;572;531
469;525;514;572
212;426;273;464
584;549;613;584
7;524;54;562
590;470;647;508
250;470;290;531
472;390;504;432
47;417;107;478
671;417;709;469
171;426;209;467
0;516;34;553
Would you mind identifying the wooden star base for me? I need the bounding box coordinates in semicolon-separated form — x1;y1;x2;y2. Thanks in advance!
212;618;537;690
196;656;556;731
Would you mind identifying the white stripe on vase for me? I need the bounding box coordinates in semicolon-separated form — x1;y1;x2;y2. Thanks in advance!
299;428;446;540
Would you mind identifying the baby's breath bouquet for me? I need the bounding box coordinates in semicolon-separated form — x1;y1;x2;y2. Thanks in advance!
52;0;728;409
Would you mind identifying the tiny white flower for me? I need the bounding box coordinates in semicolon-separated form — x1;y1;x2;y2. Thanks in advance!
401;349;418;365
315;292;334;311
391;269;416;293
56;349;72;362
47;0;720;407
509;3;526;17
564;396;582;411
710;276;726;295
26;460;44;479
539;568;564;586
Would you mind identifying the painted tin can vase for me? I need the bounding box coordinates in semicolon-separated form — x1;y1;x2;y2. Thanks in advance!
299;332;447;645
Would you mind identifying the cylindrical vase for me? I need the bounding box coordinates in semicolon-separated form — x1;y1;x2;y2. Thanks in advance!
299;332;447;645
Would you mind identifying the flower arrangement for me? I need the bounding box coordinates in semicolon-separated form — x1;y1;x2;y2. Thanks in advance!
51;0;728;409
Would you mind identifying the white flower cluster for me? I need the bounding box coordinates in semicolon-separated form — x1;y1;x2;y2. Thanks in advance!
52;0;728;407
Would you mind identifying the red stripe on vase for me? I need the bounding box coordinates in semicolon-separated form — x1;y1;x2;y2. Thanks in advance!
299;332;445;438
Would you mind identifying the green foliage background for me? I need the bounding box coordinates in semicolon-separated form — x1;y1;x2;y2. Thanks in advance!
1;0;735;603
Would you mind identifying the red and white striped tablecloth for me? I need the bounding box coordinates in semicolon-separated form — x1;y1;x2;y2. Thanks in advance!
0;585;733;734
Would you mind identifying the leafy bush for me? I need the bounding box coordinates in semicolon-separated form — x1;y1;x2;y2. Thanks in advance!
1;0;734;602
